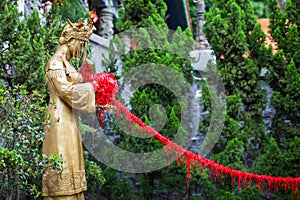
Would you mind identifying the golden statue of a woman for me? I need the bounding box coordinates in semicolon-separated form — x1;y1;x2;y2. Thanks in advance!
42;19;96;200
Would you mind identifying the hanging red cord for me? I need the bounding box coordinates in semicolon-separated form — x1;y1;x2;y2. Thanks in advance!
78;61;300;199
111;98;300;199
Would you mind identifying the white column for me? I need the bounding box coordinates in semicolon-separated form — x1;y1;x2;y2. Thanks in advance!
17;0;25;15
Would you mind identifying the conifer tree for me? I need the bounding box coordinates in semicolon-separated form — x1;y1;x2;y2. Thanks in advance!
0;0;63;94
267;0;300;150
0;0;22;88
252;1;300;198
99;0;219;198
203;0;271;198
204;0;268;162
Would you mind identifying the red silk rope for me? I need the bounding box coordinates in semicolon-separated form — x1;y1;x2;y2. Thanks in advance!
111;98;300;198
78;62;300;198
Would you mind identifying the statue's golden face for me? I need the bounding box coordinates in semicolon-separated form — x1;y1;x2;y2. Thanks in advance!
68;39;86;59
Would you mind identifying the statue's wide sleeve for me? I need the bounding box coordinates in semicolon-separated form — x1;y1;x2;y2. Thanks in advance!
48;70;96;113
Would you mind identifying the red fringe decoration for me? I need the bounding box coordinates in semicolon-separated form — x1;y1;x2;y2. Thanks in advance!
111;98;300;198
79;62;300;199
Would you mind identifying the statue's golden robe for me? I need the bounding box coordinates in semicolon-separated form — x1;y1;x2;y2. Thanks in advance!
42;60;95;198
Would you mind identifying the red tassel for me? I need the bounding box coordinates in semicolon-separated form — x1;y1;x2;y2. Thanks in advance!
176;152;181;166
186;157;192;179
130;41;137;51
186;178;190;200
92;115;95;148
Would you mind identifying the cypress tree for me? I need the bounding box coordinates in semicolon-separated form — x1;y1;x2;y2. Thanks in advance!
99;0;219;199
0;0;64;94
0;0;22;88
204;0;267;161
253;1;300;198
267;0;300;152
203;0;270;198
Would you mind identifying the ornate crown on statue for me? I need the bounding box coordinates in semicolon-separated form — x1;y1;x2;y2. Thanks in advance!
61;18;96;42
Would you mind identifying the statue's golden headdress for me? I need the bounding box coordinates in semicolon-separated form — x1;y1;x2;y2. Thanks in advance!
60;18;96;43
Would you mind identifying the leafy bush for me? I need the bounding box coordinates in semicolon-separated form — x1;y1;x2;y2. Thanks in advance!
0;85;63;199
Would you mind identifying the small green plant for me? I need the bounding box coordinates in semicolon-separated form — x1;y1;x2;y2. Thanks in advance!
84;159;106;198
